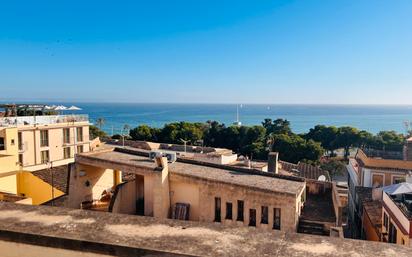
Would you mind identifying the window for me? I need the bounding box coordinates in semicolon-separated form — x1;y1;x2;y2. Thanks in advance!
237;200;244;221
372;174;384;188
11;139;15;145
214;197;221;222
76;127;83;142
388;222;397;244
261;206;269;224
393;176;406;184
0;137;4;150
41;150;49;164
18;154;23;166
77;145;84;153
249;209;256;227
18;132;23;150
273;208;281;230
225;202;233;220
383;212;389;231
40;130;49;147
63;128;70;144
63;147;71;159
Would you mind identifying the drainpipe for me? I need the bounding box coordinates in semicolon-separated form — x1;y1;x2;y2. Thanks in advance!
33;129;37;165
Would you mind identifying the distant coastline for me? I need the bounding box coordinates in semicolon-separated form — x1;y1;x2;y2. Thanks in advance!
1;102;411;134
44;103;412;135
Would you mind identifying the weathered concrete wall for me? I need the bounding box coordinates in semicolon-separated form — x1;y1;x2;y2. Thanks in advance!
111;181;137;215
152;160;170;219
0;240;115;257
68;164;116;208
306;180;332;195
143;174;155;216
192;153;238;165
362;210;380;242
170;180;200;220
332;183;343;226
169;173;302;233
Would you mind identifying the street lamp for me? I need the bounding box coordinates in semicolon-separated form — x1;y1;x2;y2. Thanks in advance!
47;161;54;206
180;138;188;153
122;124;131;148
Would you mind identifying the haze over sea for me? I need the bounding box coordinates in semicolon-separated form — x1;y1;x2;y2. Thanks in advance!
56;103;412;135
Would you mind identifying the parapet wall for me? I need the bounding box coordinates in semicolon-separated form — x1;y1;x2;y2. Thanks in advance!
0;202;409;257
104;139;232;155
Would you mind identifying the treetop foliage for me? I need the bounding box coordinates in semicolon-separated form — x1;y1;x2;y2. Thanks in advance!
126;119;407;163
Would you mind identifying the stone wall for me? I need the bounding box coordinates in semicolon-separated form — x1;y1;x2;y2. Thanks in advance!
111;181;137;215
67;163;116;209
169;172;303;233
306;180;332;195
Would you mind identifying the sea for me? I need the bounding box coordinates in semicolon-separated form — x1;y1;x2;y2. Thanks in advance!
61;103;412;136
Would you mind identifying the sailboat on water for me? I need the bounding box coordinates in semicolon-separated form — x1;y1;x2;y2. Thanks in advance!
233;104;242;126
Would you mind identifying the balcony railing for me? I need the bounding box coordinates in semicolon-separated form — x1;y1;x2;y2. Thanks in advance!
0;115;89;127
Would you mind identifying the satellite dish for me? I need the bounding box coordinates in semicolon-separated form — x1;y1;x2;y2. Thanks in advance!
318;175;326;182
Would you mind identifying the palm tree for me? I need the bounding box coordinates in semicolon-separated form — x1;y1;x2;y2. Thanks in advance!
96;118;105;130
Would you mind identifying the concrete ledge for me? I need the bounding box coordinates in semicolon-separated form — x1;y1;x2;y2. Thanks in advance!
0;202;410;257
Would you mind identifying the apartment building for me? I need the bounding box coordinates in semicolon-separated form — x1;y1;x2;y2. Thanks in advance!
0;104;90;204
347;149;412;238
68;147;306;233
381;183;412;247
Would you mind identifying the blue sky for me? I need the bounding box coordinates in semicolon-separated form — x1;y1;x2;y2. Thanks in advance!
0;0;411;104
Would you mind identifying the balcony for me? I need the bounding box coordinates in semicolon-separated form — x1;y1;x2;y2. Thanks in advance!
0;115;89;127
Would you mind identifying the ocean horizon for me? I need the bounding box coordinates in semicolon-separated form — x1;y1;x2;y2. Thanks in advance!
14;102;409;135
2;102;412;135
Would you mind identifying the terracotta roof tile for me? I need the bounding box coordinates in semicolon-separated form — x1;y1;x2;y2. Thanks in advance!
32;165;69;193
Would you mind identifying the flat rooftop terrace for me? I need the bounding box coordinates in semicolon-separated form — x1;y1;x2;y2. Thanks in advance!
169;161;304;195
0;202;409;257
77;148;305;196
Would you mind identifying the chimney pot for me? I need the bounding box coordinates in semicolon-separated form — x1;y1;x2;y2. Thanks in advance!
268;152;279;174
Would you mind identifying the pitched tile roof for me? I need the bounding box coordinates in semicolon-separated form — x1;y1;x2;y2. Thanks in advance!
32;165;69;193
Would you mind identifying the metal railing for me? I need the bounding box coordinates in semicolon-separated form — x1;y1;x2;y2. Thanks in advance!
0;114;89;127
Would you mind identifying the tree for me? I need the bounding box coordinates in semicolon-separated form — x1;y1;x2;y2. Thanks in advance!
111;134;122;140
220;126;241;152
95;118;105;130
89;125;107;140
271;133;324;163
130;125;155;141
357;130;374;149
157;122;205;144
320;159;347;177
238;125;266;158
375;131;405;151
305;125;338;156
335;126;360;158
262;118;292;135
204;121;226;147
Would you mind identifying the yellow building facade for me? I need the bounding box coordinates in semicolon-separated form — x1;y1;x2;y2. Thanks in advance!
0;115;90;204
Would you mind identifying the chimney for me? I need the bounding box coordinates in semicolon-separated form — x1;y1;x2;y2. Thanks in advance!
268;152;279;174
154;153;168;171
244;157;251;169
372;187;383;201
